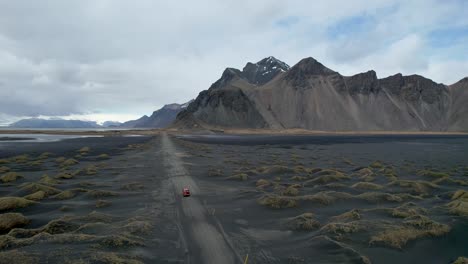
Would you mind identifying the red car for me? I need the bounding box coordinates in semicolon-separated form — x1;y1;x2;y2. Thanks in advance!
182;187;191;197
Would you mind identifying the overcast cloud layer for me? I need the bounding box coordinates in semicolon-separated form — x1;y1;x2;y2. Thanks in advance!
0;0;467;125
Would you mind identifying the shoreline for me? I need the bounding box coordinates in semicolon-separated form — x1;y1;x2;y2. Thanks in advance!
1;128;468;136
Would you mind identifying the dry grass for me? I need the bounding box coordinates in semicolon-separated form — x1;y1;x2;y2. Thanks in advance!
20;182;61;195
352;182;383;190
447;190;468;216
227;173;248;181
369;161;384;169
286;213;320;231
255;179;270;187
389;180;439;195
0;197;36;211
0;213;29;232
0;166;10;174
0;172;23;183
330;209;361;222
282;186;300;196
370;216;450;249
257;194;298;209
417;169;450;178
24;191;47;201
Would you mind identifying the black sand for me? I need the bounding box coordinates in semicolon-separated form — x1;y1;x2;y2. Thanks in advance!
0;134;467;263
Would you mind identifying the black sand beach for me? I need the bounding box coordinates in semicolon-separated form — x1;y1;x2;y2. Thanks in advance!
0;133;467;263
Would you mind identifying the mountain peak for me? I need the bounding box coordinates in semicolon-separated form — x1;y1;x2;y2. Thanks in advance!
293;57;335;75
242;56;290;85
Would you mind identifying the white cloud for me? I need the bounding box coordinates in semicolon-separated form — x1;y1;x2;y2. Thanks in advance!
0;0;466;124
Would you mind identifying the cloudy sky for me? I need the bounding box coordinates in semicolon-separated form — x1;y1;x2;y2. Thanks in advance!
0;0;467;125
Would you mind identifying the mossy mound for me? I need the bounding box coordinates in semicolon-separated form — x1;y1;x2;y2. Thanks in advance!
39;174;59;185
282;186;300;196
447;190;468;216
388;203;428;219
0;166;10;174
389;180;439;195
124;220;152;235
55;157;66;163
256;179;270;187
85;165;98;175
88;190;118;199
97;154;110;159
37;152;53;160
0;172;23;183
24;191;46;201
452;257;468;264
257;195;298;209
60;158;79;167
330;209;361;222
55;172;73;179
207;168;223;177
417;169;450;178
53;190;77;200
352;182;383;190
96;200;112;208
255;165;293;175
12;155;29;163
369;161;384;169
42;219;81;234
78;147;91;153
370;216;450;249
20;182;60;195
291;175;308;181
354;168;375;182
320;222;361;236
304;170;349;186
227;173;248;181
356;192;403;203
0;197;36;211
99;234;144;248
0;213;29;232
299;191;353;205
286;213;320;231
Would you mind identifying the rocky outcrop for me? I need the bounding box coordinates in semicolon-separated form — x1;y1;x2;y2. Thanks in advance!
174;56;468;132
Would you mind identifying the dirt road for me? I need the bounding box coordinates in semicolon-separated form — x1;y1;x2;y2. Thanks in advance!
161;133;239;264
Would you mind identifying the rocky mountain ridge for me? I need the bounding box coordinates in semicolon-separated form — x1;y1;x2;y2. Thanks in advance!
174;56;467;131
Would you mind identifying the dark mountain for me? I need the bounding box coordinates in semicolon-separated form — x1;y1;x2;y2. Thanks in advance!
173;56;468;132
9;118;100;129
121;101;192;128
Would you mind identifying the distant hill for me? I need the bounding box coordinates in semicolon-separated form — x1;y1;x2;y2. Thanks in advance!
173;56;468;132
121;101;192;128
9;118;101;128
102;121;122;128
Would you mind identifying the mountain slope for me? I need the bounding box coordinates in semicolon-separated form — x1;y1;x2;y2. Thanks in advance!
9;118;100;128
174;56;467;132
122;101;192;128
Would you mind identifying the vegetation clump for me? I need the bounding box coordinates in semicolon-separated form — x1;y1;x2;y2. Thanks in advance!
207;168;223;177
354;168;375;182
447;190;468;216
60;158;79;167
369;161;384;169
0;213;29;232
20;182;60;195
121;182;145;191
351;182;383;190
24;191;46;201
96;200;112;208
257;194;298;209
286;213;320;231
0;166;10;174
227;173;248;181
304;170;349;186
1;172;23;183
417;169;450;178
282;186;300;196
389;180;439;195
97;154;110;159
0;197;36;211
452;257;468;264
356;192;403;203
88;190;118;199
53;190;77;200
255;179;270;187
370;215;450;249
330;209;361;222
